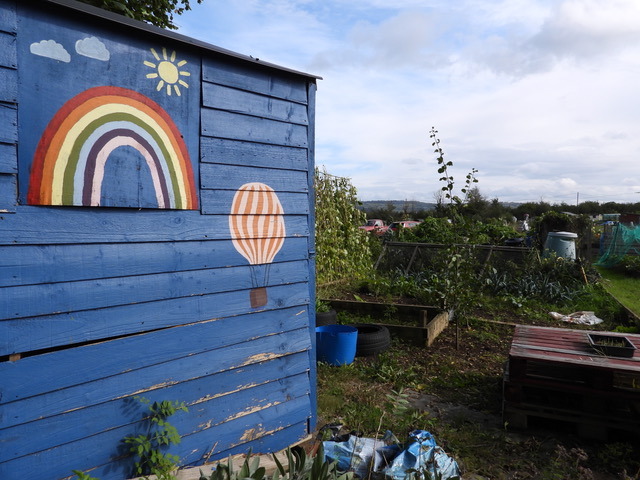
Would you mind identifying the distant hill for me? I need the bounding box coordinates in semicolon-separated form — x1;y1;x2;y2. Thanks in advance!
359;200;436;212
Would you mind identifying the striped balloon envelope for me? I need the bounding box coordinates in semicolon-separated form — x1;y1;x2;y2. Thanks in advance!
229;182;286;307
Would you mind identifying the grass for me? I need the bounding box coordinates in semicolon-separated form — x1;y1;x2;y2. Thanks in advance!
596;265;640;322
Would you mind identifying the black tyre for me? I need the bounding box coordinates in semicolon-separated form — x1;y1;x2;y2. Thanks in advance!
316;309;337;326
352;323;391;356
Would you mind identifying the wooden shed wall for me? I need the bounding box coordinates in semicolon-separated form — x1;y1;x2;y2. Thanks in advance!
0;1;317;478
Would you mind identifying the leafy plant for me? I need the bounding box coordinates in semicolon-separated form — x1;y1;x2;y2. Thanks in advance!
71;470;100;480
199;446;353;480
315;168;373;286
123;397;188;480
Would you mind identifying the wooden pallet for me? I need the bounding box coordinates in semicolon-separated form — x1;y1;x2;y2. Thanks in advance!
503;325;640;440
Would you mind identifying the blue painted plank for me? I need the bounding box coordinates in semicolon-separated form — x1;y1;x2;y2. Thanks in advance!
0;368;310;463
201;109;308;147
202;82;308;125
0;237;309;287
0;1;16;35
202;58;308;104
0;394;311;480
201;164;308;193
200;137;308;171
0;101;16;143
177;396;312;466
185;421;310;467
2;259;308;319
0;173;15;212
0;32;15;68
0;67;15;104
306;82;318;433
0;314;310;412
0;207;310;244
0;284;310;355
201;190;309;216
0;142;16;174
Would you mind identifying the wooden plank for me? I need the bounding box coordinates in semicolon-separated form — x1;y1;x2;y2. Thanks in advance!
201;164;308;193
202;82;308;125
0;32;15;67
0;369;311;463
0;101;17;143
0;284;310;355
0;66;16;104
0;237;309;287
0;141;16;174
0;1;16;35
2;259;308;320
0;207;310;244
0;172;15;212
202;58;308;104
201;109;308;148
1;395;311;480
0;322;311;419
201;190;309;215
200;137;308;171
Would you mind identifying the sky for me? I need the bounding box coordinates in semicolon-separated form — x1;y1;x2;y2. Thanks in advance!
176;0;640;205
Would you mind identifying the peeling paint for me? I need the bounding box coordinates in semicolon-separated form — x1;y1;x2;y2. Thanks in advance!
236;424;285;444
114;381;179;399
240;352;280;366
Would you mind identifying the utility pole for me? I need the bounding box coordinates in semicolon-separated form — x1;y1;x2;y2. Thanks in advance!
576;192;579;206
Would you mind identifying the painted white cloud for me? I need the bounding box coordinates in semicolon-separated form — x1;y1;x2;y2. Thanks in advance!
76;36;110;61
30;40;70;63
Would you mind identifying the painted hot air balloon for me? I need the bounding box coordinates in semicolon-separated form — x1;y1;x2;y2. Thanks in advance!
229;182;286;308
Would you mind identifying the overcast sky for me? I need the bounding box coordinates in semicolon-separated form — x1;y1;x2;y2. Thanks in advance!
177;0;640;205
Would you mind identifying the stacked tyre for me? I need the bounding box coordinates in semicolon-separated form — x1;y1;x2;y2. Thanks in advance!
352;324;391;357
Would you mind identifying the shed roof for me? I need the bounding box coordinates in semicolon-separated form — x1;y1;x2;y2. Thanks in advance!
41;0;322;81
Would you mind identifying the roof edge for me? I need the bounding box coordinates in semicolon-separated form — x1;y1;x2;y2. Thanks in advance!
38;0;322;80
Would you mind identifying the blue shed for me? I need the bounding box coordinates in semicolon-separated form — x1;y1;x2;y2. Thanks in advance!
0;0;319;478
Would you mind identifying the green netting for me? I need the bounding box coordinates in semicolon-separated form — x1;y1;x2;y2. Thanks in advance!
596;223;640;267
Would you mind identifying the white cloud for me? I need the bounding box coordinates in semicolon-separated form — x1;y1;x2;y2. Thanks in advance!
76;36;110;61
30;40;70;62
178;0;640;204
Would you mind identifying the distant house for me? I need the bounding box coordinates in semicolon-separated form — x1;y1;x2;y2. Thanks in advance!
0;0;319;478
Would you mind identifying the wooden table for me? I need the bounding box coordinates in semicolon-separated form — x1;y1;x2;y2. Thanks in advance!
503;325;640;439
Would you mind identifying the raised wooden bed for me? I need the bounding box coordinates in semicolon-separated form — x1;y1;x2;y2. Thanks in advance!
322;299;452;347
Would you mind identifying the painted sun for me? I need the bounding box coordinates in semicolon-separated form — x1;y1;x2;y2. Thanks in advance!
144;47;190;96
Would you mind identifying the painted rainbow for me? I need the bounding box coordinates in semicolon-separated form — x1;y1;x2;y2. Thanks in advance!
27;86;198;209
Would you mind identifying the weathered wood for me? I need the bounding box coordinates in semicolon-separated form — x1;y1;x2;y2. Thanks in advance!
201;108;308;147
1;395;312;480
200;137;308;171
0;172;15;212
0;66;16;103
1;368;311;463
0;207;310;244
0;238;309;287
0;141;16;174
202;58;308;104
0;324;311;421
202;82;308;125
504;325;640;440
202;190;309;215
2;259;309;320
0;31;15;67
0;285;310;356
0;101;16;143
201;163;308;193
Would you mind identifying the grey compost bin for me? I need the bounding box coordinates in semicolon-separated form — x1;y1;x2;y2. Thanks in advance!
544;231;578;260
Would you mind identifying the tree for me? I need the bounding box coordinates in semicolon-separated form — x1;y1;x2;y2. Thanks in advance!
78;0;203;30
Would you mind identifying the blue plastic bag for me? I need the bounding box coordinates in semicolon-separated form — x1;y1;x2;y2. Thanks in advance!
323;430;460;480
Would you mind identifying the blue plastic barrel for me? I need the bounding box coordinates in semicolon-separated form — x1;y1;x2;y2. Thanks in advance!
315;325;358;365
544;231;578;260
